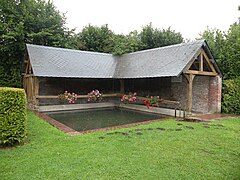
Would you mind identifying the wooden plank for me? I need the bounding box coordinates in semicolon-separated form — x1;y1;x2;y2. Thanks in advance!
186;70;218;76
36;93;122;99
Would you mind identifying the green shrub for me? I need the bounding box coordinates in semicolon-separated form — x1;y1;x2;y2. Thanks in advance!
0;87;27;146
222;77;240;114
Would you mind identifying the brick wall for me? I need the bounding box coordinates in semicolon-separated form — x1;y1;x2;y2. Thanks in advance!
192;76;210;113
208;76;222;113
171;77;187;110
171;75;222;113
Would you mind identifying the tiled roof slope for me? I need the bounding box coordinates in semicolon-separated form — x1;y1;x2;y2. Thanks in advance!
114;40;204;78
26;40;212;79
27;44;117;78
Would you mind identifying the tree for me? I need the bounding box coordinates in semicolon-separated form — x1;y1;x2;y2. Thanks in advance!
200;23;240;79
0;0;25;87
0;0;71;87
139;23;184;50
76;24;114;53
74;23;184;55
223;23;240;79
111;31;144;55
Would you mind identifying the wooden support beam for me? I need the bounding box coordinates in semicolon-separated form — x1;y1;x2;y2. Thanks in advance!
186;74;195;113
24;74;34;78
28;76;33;105
120;80;125;94
200;53;203;71
186;70;218;76
33;77;39;109
201;50;216;73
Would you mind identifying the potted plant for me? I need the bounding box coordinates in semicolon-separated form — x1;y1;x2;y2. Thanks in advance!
58;91;77;104
143;96;163;109
120;92;137;103
87;90;103;102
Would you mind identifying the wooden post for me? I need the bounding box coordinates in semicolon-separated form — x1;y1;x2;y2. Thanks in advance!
120;80;124;94
186;74;195;114
33;77;39;109
199;53;203;71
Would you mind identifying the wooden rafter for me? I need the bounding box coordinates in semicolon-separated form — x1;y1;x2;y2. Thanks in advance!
186;48;218;76
201;49;216;73
186;70;218;76
199;53;203;71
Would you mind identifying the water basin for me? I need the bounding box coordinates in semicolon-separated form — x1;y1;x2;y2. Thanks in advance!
46;108;166;132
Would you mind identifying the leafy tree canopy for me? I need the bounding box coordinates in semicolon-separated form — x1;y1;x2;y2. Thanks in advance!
200;23;240;79
71;23;183;55
139;23;183;50
0;0;72;87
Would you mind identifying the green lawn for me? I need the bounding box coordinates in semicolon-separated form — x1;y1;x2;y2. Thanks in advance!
1;111;240;180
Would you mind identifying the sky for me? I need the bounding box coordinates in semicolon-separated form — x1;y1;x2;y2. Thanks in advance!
52;0;239;40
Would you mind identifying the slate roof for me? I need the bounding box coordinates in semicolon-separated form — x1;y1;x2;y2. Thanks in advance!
26;40;217;79
27;44;117;78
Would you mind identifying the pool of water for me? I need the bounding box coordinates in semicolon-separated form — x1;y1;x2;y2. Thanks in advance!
46;108;166;132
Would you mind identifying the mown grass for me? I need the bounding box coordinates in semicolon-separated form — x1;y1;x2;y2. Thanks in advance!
0;111;240;179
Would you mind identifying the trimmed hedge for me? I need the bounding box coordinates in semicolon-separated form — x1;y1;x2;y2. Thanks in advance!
222;77;240;114
0;87;27;146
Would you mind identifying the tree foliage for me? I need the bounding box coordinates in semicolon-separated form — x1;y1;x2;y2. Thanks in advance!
111;31;144;55
0;0;71;87
139;23;183;50
200;23;240;79
222;76;240;114
71;23;183;55
75;24;114;53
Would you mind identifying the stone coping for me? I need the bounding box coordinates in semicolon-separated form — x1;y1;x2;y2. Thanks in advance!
38;102;184;117
38;102;116;112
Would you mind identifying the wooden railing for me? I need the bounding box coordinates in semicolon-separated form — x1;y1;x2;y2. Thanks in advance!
36;94;183;117
36;93;122;99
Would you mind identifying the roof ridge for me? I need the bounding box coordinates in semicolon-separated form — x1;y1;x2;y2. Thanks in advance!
121;39;205;56
26;44;114;56
26;39;205;57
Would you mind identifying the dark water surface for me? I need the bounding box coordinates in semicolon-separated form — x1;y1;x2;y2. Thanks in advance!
47;108;166;132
